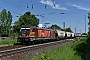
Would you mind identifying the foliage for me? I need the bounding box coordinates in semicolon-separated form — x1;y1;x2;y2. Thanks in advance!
0;39;17;46
86;31;90;59
88;13;90;32
31;38;87;60
72;38;87;59
10;32;18;39
65;27;73;32
48;24;62;30
86;12;90;60
0;9;12;36
88;12;90;59
14;12;39;33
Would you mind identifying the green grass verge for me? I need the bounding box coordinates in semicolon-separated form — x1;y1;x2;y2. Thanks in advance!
0;40;17;47
30;38;87;60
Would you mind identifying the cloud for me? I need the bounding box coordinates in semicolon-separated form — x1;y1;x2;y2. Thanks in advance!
40;0;67;10
68;2;90;11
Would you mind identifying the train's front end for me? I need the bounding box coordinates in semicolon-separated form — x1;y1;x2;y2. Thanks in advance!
17;27;31;43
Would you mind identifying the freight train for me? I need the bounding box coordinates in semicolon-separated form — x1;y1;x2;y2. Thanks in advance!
17;26;76;44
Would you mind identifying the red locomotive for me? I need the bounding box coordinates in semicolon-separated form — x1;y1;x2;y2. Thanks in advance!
17;26;56;44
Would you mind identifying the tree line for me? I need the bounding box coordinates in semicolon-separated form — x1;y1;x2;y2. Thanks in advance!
0;9;12;37
0;9;73;37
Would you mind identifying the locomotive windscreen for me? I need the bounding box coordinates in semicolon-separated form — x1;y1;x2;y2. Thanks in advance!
20;28;30;32
20;28;30;36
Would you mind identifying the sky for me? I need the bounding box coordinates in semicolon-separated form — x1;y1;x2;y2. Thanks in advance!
0;0;90;33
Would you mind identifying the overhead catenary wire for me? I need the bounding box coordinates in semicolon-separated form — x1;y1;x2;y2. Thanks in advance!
17;0;34;11
31;0;55;13
1;0;61;15
0;0;61;20
2;0;25;10
0;0;65;27
39;15;63;26
0;6;22;17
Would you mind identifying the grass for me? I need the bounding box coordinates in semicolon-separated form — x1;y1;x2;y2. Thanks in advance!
30;38;87;60
0;39;17;47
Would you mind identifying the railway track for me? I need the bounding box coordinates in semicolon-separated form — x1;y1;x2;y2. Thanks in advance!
0;45;26;51
0;38;78;60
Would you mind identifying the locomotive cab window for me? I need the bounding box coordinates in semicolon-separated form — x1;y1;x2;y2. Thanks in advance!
20;28;30;32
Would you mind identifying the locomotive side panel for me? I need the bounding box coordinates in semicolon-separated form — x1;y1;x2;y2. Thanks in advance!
37;29;51;38
29;32;35;37
44;30;51;37
38;29;42;37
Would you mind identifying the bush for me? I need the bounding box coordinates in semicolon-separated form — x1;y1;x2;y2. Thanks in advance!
86;32;90;59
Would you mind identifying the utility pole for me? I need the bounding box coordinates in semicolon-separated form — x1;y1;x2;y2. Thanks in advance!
63;22;65;30
84;15;86;33
80;29;81;34
63;22;66;38
75;27;76;35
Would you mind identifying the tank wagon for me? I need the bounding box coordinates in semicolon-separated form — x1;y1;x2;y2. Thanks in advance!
66;32;75;38
17;26;76;44
55;30;75;39
55;30;67;39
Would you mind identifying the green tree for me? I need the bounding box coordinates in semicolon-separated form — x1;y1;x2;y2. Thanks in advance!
6;11;12;36
65;27;73;32
48;24;62;30
0;9;12;36
88;13;90;32
14;12;39;33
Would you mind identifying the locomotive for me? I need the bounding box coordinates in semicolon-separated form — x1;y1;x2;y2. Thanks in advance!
17;26;75;44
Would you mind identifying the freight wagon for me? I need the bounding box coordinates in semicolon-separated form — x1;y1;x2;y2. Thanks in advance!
55;30;67;39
